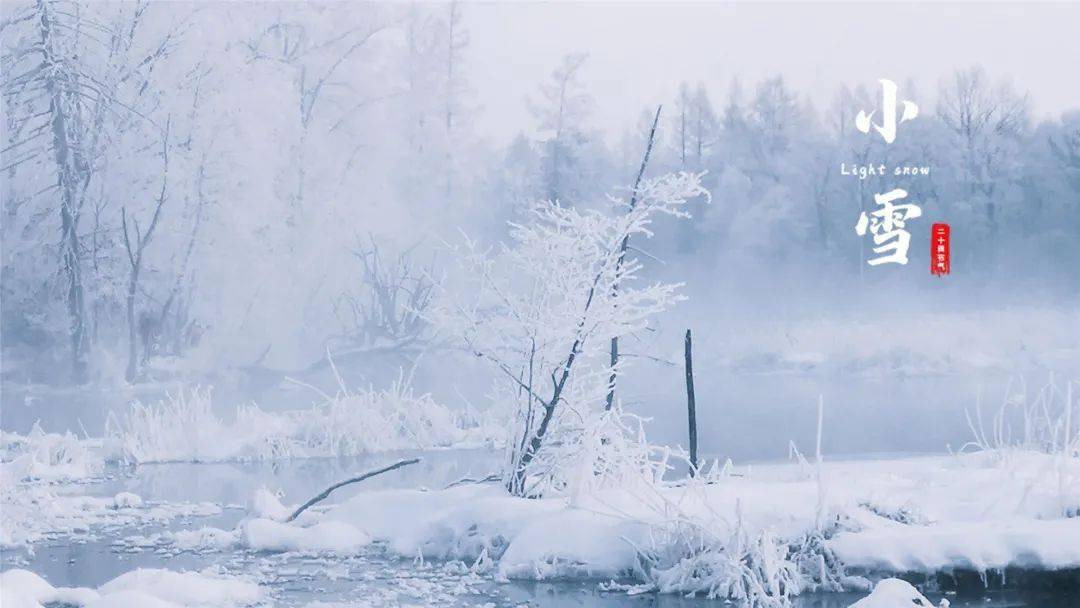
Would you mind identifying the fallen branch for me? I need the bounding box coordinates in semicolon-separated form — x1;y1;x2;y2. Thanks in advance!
287;458;420;522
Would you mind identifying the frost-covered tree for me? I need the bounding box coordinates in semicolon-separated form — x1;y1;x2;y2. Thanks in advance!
393;2;475;209
242;4;388;223
437;172;708;496
673;82;716;171
530;53;594;204
937;66;1029;244
1;0;179;382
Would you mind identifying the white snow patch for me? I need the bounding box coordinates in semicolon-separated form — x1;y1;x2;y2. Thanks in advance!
848;578;938;608
0;567;263;608
112;491;143;509
249;487;291;521
326;484;561;561
242;518;371;553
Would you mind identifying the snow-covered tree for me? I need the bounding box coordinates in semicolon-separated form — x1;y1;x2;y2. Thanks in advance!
937;66;1029;245
436;172;708;496
1;1;180;382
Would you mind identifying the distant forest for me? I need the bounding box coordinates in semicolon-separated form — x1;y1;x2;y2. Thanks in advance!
3;1;1078;385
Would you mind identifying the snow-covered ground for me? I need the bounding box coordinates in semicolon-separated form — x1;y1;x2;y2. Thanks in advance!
253;451;1080;585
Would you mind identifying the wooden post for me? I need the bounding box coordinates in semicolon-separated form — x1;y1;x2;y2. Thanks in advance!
685;329;698;475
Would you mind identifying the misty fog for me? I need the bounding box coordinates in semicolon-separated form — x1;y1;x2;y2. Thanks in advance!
3;0;1078;461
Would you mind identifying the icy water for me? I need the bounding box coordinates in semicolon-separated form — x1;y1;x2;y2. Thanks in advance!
3;450;1077;608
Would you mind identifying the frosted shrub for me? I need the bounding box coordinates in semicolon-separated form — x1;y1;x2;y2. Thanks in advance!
963;375;1078;456
1;423;104;481
106;386;237;463
612;444;845;608
623;492;802;606
106;378;500;464
295;374;484;454
516;403;670;499
627;497;844;607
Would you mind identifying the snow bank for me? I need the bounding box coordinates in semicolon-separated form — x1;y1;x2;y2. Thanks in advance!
497;508;649;579
830;518;1080;573
0;567;263;608
111;449;1077;604
327;484;560;561
106;382;502;463
294;451;1078;598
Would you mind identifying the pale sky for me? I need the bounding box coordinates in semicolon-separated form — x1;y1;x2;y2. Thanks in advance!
462;2;1080;141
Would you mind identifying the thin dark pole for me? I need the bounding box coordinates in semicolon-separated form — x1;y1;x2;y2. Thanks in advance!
685;329;698;475
606;105;662;411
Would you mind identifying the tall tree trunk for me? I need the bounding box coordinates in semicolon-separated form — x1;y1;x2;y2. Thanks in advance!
40;0;87;382
125;268;139;381
605;105;661;411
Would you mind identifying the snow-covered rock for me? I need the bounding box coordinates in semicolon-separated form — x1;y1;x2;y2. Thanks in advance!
249;487;291;521
847;578;937;608
112;492;143;509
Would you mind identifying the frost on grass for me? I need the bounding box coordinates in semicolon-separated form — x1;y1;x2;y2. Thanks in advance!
105;378;502;464
0;566;264;608
1;423;103;482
